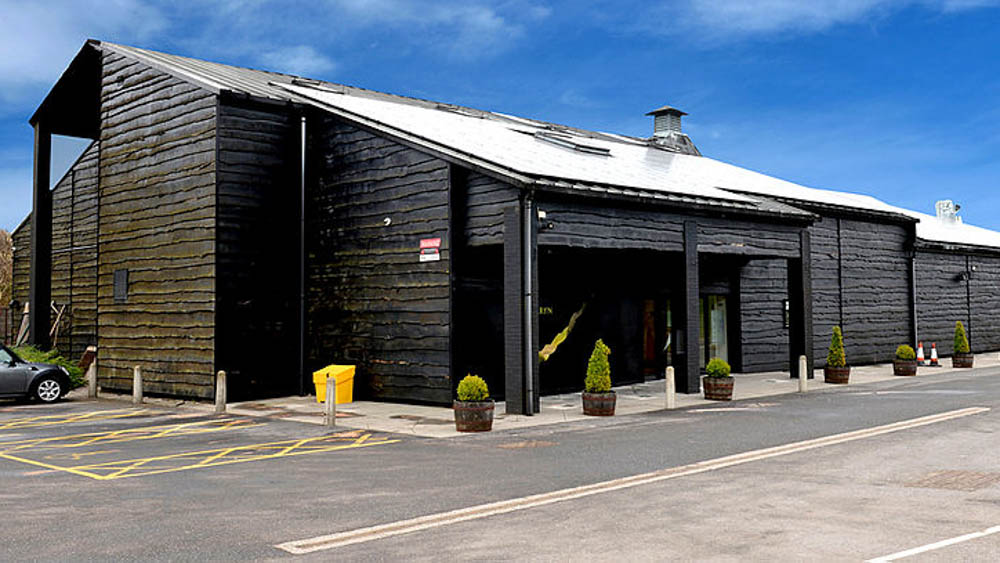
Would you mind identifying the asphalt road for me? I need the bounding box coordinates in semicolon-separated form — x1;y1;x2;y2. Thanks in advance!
2;366;999;561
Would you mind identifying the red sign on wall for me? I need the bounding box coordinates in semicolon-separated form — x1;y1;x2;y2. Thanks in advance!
419;238;441;262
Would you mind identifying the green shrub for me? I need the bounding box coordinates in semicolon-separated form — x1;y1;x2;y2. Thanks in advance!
705;358;731;378
584;339;611;393
456;374;489;402
826;326;846;368
954;321;970;354
895;345;916;361
13;345;85;389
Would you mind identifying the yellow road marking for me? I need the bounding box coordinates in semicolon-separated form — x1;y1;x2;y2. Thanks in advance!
0;419;259;454
0;409;152;430
0;431;400;481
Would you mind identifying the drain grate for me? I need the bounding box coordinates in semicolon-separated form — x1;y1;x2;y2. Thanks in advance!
905;470;1000;492
498;440;557;449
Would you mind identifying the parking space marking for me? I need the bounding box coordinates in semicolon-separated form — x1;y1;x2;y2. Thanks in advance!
0;430;399;481
867;525;1000;562
0;409;153;430
0;418;259;454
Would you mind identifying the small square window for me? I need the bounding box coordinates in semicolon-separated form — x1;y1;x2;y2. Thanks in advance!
114;269;129;304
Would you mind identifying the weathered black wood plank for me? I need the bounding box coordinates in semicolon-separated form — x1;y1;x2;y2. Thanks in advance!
307;116;452;405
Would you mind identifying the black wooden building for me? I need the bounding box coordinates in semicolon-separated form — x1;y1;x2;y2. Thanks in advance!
11;40;1000;410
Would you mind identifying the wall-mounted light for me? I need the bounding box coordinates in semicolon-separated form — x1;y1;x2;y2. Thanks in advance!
537;209;554;231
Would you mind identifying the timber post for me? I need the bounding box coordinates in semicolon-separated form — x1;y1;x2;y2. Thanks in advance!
28;122;52;349
798;355;808;393
133;365;143;405
325;376;336;428
788;230;814;380
215;371;227;414
665;366;676;409
677;221;700;393
88;360;98;399
503;205;526;414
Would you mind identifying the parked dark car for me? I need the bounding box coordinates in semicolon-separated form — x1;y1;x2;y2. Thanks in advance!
0;345;70;402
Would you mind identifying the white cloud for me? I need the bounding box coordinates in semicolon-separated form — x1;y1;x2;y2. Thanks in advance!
257;45;337;77
328;0;539;59
641;0;1000;40
0;0;165;104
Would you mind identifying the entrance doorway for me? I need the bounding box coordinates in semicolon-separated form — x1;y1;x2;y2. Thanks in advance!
699;295;729;368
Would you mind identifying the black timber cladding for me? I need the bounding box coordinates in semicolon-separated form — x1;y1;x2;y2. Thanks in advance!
307;115;452;404
740;259;788;372
215;97;300;399
97;50;218;398
914;250;1000;355
10;218;31;337
837;219;912;365
51;143;99;360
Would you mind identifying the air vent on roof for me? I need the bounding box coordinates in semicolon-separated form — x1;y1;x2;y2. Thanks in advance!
533;131;611;156
936;200;963;224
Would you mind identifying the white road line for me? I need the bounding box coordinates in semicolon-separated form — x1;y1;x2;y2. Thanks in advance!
275;406;990;555
867;525;1000;562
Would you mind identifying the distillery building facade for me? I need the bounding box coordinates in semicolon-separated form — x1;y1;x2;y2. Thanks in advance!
10;40;1000;411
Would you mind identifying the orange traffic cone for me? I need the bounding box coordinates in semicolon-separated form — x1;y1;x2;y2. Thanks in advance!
930;343;939;367
916;341;926;366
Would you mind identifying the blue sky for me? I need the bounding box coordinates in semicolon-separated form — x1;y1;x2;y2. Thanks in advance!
2;0;1000;232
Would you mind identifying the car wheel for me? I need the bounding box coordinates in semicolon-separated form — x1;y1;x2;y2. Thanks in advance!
33;376;64;403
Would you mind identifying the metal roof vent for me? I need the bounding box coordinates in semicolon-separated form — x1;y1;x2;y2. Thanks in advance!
645;105;701;156
648;105;686;136
935;200;963;224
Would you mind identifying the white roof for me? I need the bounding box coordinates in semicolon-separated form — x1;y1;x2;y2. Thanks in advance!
282;83;762;204
895;208;1000;249
281;82;1000;250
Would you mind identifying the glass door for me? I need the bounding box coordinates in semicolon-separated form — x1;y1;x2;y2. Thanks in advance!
699;295;728;367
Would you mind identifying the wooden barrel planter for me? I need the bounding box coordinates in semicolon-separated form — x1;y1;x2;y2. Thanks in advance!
702;376;733;401
453;401;495;432
952;353;974;368
824;366;851;384
893;359;918;376
582;392;616;416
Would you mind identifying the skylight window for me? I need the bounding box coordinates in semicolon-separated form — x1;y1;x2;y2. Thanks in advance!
435;103;484;118
533;131;611;156
285;79;344;94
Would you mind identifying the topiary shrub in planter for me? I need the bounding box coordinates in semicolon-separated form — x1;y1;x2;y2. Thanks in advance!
703;357;733;401
893;345;917;376
454;374;494;432
824;326;850;384
952;321;974;368
582;339;615;416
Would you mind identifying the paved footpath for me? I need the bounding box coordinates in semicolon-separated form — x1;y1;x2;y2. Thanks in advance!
2;364;999;560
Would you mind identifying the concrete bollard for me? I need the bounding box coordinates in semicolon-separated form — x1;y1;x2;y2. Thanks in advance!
665;366;676;410
325;376;336;428
133;365;143;405
87;359;98;399
798;355;808;393
215;370;227;414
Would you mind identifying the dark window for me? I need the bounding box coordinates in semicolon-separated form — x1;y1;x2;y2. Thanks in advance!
114;269;129;304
